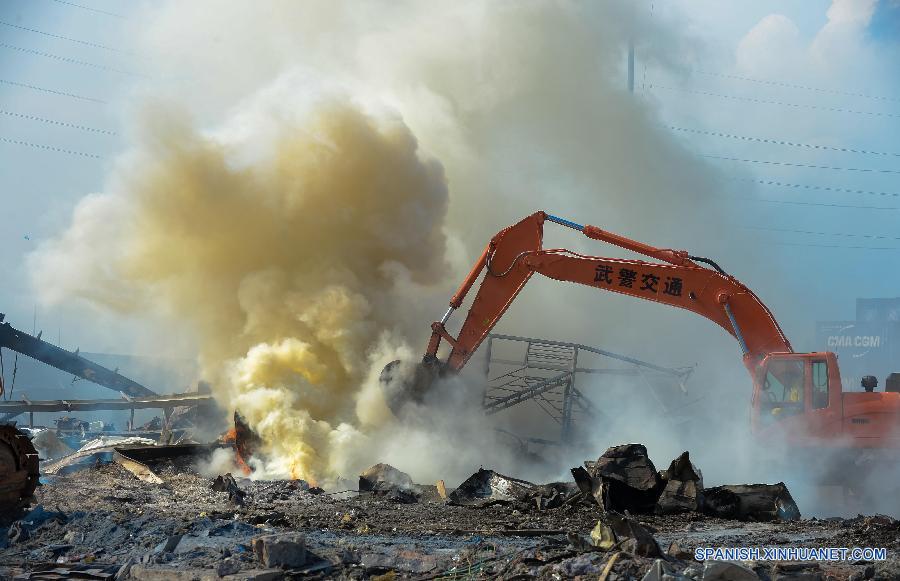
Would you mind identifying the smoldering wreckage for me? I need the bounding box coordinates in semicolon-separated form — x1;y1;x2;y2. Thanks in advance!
2;215;900;579
0;412;898;581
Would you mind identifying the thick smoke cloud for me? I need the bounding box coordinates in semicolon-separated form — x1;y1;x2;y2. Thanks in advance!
31;98;453;480
28;1;767;486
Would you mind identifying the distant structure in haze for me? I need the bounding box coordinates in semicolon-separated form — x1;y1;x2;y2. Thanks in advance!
816;298;900;391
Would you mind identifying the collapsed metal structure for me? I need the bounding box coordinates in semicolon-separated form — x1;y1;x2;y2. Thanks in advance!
0;314;210;438
0;315;157;398
0;392;213;429
482;333;694;443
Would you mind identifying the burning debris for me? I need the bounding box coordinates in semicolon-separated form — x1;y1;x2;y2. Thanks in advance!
227;411;262;476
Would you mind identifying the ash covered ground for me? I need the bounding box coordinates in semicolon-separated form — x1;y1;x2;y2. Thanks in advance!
1;445;898;581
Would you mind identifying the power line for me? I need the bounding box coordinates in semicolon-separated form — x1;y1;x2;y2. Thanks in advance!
0;136;102;158
694;70;900;104
49;0;126;18
0;42;140;76
743;225;900;242
649;84;900;119
0;109;116;135
732;177;899;199
705;154;900;175
0;20;127;53
667;126;900;159
764;240;898;251
0;78;106;104
725;196;897;210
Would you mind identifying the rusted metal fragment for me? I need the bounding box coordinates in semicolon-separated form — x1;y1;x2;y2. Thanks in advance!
656;451;703;514
448;468;536;507
43;441;230;476
233;411;261;472
113;450;164;485
579;444;663;513
359;463;414;490
702;482;800;521
447;468;579;509
530;481;580;510
211;473;246;505
589;511;661;557
359;463;420;503
572;465;605;505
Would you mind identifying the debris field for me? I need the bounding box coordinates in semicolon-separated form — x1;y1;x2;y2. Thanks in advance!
1;442;897;580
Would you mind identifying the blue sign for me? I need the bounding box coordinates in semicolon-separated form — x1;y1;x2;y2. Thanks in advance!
815;320;900;391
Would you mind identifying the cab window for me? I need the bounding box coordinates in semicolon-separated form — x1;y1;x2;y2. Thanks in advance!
812;360;828;409
763;359;804;404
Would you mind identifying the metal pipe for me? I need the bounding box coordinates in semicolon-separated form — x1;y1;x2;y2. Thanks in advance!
724;302;749;355
440;306;455;325
545;214;584;231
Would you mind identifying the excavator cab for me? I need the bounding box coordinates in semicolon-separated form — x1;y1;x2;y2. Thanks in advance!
751;352;843;444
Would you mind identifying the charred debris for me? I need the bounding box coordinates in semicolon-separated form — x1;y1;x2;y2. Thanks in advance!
1;431;865;581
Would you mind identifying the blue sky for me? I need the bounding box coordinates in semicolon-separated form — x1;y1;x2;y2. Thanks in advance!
0;0;898;358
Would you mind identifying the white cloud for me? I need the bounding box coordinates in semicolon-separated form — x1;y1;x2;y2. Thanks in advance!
736;14;804;76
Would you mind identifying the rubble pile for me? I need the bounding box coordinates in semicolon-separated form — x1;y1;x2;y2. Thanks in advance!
572;444;801;523
0;442;896;580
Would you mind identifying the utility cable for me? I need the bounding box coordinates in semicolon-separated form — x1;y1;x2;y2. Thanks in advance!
693;70;900;103
649;84;900;119
743;225;900;242
0;42;140;76
705;154;900;175
764;241;898;251
667;126;900;158
731;177;899;199
724;196;897;210
0;20;127;53
0;109;116;135
0;78;105;103
0;136;102;159
50;0;126;18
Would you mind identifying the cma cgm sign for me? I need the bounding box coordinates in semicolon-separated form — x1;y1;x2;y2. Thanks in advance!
816;321;898;388
827;335;882;348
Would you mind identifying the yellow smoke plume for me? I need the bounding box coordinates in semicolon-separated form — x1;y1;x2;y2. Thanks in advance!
30;100;450;481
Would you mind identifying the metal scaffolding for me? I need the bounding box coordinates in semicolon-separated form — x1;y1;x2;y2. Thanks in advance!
483;333;694;443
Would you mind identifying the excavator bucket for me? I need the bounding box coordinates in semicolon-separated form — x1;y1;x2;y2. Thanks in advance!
379;359;442;416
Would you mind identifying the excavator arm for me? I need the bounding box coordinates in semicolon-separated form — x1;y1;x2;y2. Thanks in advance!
425;211;792;378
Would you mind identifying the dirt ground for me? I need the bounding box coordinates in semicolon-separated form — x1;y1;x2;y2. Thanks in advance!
1;455;898;580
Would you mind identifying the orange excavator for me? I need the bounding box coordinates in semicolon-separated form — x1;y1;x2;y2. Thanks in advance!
382;211;900;455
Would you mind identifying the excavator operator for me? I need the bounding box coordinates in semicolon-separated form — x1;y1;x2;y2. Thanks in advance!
761;360;804;422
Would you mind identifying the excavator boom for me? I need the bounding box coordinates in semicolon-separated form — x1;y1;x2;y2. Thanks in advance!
426;211;791;377
383;210;900;460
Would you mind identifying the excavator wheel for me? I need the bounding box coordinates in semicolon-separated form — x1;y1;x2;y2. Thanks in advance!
379;358;442;416
0;425;39;513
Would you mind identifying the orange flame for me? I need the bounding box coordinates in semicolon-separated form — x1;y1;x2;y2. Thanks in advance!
220;428;252;475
